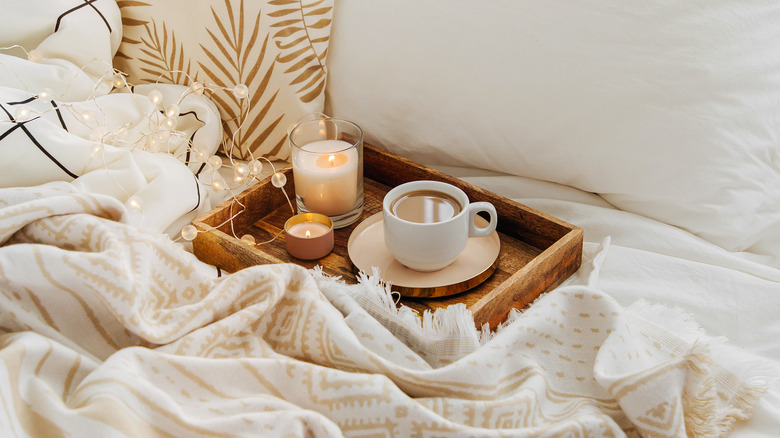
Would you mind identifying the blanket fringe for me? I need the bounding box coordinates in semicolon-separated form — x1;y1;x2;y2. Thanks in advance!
628;300;774;437
313;267;490;366
682;342;725;437
354;268;481;342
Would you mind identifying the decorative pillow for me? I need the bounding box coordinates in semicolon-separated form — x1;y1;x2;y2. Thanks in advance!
114;0;333;161
325;0;780;263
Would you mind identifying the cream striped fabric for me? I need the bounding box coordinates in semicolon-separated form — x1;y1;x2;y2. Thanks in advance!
0;183;767;437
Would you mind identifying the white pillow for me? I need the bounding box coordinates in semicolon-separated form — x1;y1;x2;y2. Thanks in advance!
325;0;780;262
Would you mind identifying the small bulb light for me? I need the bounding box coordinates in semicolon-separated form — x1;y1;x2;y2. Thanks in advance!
112;74;126;88
27;50;43;62
90;143;103;156
190;82;205;95
211;177;226;191
248;159;263;176
164;104;179;118
181;225;198;241
80;110;96;123
232;84;249;100
271;172;287;188
240;234;255;245
163;116;176;129
207;155;222;170
155;130;170;143
148;89;163;106
38;88;53;99
127;196;143;212
234;163;249;177
14;107;32;122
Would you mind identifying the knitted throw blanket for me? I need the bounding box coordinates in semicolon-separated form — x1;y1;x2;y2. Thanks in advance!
0;184;768;437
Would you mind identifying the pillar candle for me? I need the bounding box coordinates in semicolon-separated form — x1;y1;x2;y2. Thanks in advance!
292;139;359;216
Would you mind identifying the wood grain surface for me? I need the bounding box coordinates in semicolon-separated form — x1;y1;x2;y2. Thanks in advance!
193;143;583;328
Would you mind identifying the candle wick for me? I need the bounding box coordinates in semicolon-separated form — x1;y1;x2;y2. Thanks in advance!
328;154;335;167
305;230;311;239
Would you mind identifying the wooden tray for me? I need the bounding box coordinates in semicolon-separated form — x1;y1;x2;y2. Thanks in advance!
191;144;583;329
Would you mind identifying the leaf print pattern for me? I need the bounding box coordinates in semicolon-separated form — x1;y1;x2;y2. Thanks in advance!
112;0;334;160
269;0;332;103
138;20;196;84
114;0;152;62
198;0;286;158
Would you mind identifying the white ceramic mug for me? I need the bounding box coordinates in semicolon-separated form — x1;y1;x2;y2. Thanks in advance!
383;180;498;272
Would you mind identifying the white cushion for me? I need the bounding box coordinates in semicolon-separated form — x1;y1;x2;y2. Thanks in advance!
325;0;780;261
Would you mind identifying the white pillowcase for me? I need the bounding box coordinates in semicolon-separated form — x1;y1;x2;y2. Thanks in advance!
325;0;780;263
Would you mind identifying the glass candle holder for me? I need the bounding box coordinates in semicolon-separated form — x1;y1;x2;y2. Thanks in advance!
289;117;363;228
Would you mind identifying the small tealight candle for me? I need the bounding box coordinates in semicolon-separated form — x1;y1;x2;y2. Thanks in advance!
284;213;334;260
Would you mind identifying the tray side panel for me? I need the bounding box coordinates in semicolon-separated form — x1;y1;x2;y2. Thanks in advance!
364;144;574;250
471;228;584;328
194;170;296;234
192;226;283;273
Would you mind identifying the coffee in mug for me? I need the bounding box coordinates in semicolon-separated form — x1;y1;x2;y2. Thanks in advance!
383;180;498;272
389;190;462;223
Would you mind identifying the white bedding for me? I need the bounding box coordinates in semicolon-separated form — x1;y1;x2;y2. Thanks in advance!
1;0;779;436
438;166;780;436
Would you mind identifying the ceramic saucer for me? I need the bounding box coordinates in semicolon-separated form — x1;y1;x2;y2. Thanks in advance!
347;213;500;297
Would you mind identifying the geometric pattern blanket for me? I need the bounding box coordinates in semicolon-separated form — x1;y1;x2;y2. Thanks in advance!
0;183;768;437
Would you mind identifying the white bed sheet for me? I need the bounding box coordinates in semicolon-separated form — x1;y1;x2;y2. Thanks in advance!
436;164;780;437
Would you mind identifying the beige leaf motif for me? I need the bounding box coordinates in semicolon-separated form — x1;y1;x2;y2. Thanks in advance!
268;0;331;103
114;1;152;61
198;0;286;158
137;19;196;85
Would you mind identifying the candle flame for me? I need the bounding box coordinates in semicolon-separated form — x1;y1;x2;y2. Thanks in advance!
328;154;335;167
305;230;311;239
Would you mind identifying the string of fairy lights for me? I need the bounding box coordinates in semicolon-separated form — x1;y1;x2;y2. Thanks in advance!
1;44;293;245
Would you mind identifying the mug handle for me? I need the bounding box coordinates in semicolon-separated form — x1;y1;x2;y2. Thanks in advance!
467;202;497;238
